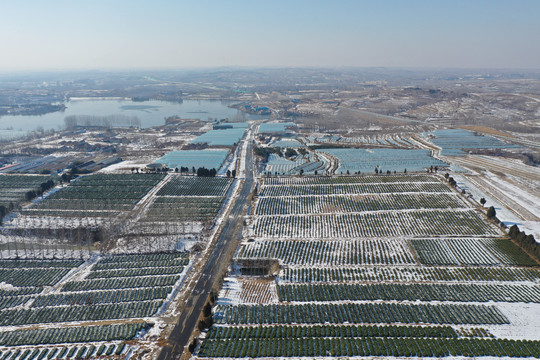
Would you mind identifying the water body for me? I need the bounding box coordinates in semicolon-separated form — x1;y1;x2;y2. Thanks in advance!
0;99;265;133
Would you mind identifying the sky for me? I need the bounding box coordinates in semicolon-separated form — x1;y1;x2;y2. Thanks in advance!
1;0;539;70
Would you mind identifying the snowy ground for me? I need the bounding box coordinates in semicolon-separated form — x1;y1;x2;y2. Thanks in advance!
454;173;540;241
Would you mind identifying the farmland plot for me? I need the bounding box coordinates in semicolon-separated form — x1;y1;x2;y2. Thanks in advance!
199;336;540;358
259;181;451;197
0;175;55;207
262;174;439;186
20;173;165;218
141;176;232;226
255;193;467;215
280;266;540;283
278;283;540;303
237;239;415;266
213;303;509;325
157;176;232;197
198;174;540;359
411;238;536;266
251;210;498;238
0;251;188;355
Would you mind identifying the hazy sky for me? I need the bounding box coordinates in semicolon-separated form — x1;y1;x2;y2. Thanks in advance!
1;0;539;70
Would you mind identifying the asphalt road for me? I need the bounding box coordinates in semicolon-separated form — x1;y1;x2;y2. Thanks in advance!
157;140;254;360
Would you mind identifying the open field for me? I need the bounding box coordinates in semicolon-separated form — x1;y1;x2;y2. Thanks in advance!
0;252;189;359
197;174;540;359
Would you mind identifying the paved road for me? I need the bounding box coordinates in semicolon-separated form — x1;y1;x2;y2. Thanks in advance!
157;140;254;360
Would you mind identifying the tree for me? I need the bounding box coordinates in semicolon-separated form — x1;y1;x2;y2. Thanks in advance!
375;168;378;174
232;169;236;178
480;198;486;206
203;302;212;317
509;224;520;238
404;168;407;174
285;148;297;158
444;173;449;179
226;169;231;178
487;206;496;219
0;205;6;225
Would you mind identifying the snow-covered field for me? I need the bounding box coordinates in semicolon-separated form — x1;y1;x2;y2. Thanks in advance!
195;174;540;359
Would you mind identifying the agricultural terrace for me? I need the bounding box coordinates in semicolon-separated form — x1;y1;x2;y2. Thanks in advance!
197;173;540;359
157;150;229;171
319;148;448;174
21;174;165;218
0;252;189;359
0;175;55;207
141;176;232;223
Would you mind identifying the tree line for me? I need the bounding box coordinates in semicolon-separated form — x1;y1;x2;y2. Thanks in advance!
509;225;539;262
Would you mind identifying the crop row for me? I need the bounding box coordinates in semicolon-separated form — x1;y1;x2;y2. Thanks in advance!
87;266;184;279
96;252;185;264
198;337;540;358
0;268;73;287
33;287;171;307
92;258;188;271
255;193;467;215
252;210;499;238
0;288;41;298
0;296;28;311
262;175;439;186
280;266;540;283
237;239;415;266
0;175;53;188
30;199;136;211
0;301;162;326
157;176;232;197
142;197;225;222
206;324;459;340
213;303;509;325
71;173;164;185
62;274;180;292
0;323;148;347
19;210;119;218
0;343;126;360
259;182;451;197
46;187;152;200
277;283;540;303
0;260;83;269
